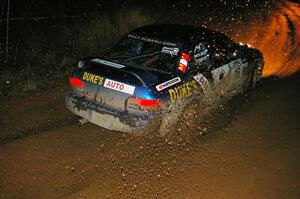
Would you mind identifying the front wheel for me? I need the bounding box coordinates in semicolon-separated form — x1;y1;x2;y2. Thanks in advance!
244;65;262;92
249;68;258;89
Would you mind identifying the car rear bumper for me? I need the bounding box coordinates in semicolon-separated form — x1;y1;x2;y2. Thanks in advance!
65;91;161;133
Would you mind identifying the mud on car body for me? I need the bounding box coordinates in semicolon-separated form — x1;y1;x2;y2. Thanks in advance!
65;24;264;135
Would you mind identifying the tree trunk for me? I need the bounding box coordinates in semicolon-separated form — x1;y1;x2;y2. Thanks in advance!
5;0;10;62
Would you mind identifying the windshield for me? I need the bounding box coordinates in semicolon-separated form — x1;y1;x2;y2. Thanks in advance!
105;37;182;74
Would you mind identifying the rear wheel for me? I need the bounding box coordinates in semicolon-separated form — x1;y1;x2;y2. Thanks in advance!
158;99;202;137
158;105;183;137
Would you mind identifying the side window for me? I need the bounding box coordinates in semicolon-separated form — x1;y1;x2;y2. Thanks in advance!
207;38;228;67
208;35;240;67
221;36;240;60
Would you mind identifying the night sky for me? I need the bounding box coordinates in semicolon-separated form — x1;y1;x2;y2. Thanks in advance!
0;0;298;72
4;0;274;18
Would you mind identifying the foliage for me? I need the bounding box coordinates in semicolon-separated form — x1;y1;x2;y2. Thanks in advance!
0;8;153;97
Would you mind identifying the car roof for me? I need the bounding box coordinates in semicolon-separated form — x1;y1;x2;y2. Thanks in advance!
128;24;217;45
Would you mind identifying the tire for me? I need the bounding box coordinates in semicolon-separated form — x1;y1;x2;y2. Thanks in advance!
158;104;183;137
249;68;258;89
158;99;202;137
244;68;258;92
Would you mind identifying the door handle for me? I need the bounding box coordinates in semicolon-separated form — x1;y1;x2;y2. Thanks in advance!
219;73;224;80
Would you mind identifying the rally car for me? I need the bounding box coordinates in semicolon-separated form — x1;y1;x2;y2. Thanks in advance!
65;24;264;135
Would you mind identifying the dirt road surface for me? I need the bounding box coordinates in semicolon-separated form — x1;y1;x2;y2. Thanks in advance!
0;73;299;199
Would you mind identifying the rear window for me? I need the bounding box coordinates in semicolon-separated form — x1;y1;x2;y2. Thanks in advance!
104;37;182;74
85;63;144;86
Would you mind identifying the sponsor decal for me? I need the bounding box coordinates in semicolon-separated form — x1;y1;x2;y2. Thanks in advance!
211;64;230;83
194;43;209;63
168;80;198;103
82;72;104;85
156;77;181;91
91;59;126;69
195;55;209;63
128;34;177;47
194;43;206;53
194;50;208;59
178;53;189;73
232;59;242;79
193;74;211;95
104;78;135;95
179;58;188;66
161;47;179;56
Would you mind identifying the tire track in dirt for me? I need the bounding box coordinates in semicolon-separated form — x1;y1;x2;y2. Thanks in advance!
0;117;75;144
0;87;76;144
234;0;300;77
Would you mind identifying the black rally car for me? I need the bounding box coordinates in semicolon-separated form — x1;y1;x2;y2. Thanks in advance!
65;24;264;135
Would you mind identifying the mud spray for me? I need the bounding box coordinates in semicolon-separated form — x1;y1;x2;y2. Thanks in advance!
234;0;300;77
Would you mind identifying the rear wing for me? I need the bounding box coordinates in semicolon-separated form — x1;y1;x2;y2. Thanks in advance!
85;59;152;87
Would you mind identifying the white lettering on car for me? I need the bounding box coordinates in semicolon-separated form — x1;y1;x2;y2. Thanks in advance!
161;47;179;56
194;43;209;64
128;34;177;47
104;79;135;95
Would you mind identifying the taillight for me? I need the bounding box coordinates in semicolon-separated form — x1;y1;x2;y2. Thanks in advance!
127;98;161;112
138;99;161;107
70;77;84;88
178;53;189;73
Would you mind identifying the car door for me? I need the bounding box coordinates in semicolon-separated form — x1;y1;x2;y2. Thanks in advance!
207;35;248;97
219;36;249;92
227;57;249;92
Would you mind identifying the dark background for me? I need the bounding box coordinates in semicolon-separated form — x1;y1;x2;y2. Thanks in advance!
0;2;300;198
0;0;286;96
